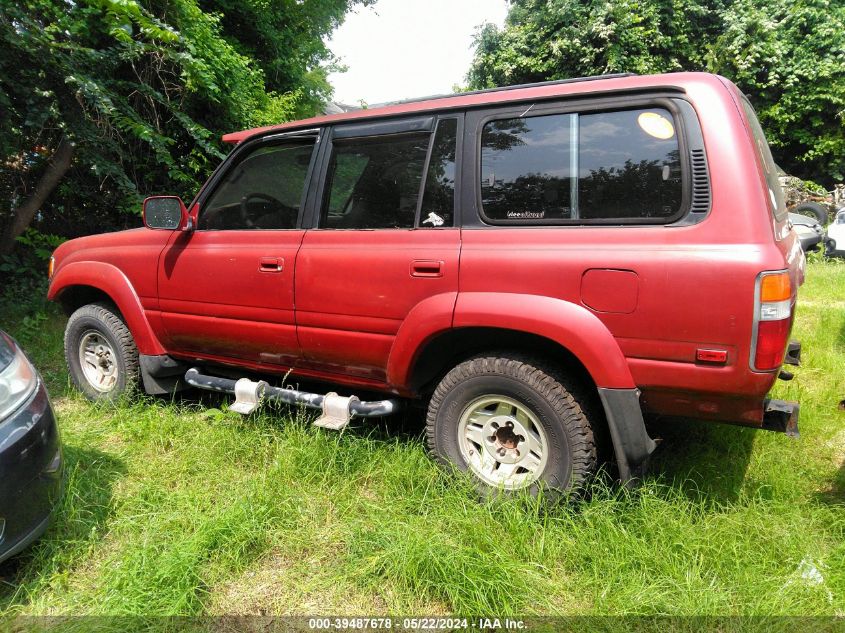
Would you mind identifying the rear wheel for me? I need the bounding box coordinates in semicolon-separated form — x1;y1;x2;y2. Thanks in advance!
426;354;597;496
65;303;139;401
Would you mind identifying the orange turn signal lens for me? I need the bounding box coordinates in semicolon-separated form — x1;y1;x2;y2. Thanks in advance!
760;272;791;303
48;257;55;280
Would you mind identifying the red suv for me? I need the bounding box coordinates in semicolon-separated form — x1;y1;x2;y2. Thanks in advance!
48;72;804;495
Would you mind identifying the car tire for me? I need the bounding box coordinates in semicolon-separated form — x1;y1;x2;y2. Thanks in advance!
825;238;837;257
426;354;597;497
64;302;139;402
793;201;829;225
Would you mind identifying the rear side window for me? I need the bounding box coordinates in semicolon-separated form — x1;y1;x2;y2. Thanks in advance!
480;108;683;223
740;97;786;221
322;134;430;229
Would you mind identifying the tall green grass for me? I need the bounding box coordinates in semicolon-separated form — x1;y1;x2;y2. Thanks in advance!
0;259;842;617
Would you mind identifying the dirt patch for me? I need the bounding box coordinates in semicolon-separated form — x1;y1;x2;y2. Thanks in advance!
209;549;448;616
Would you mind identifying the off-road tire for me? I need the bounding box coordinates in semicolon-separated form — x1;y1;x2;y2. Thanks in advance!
426;354;597;497
65;302;140;402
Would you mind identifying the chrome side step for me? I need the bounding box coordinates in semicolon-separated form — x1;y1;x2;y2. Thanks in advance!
184;368;400;429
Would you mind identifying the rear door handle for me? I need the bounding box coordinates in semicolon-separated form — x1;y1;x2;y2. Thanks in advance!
410;259;444;278
259;257;284;272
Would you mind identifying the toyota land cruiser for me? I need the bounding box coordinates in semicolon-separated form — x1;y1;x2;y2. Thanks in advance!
48;72;804;495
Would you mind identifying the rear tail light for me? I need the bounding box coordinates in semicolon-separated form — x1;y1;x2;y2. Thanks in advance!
752;271;792;371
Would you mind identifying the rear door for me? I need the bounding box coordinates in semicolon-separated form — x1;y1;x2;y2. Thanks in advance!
295;116;461;382
157;132;318;366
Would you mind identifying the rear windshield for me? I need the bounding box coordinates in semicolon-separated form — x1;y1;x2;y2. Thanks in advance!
740;97;786;221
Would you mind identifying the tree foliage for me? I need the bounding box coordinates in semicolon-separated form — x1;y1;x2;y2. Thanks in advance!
468;0;845;186
200;0;370;116
0;0;365;254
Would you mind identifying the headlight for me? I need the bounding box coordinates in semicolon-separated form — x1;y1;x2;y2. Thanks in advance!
0;343;37;420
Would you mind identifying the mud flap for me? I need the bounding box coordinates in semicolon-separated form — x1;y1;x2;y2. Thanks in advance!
597;387;658;486
139;354;187;395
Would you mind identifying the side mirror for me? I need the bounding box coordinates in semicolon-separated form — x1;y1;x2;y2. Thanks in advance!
143;196;191;231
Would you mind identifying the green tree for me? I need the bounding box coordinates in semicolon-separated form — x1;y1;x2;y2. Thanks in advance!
200;0;372;116
468;0;845;185
708;1;845;185
0;0;364;255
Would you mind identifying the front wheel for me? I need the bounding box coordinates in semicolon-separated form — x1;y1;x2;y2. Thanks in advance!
426;355;597;496
64;302;139;401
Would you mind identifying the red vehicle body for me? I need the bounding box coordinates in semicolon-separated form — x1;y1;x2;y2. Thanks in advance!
48;72;804;493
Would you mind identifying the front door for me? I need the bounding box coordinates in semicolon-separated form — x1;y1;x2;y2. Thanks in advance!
295;117;462;383
158;134;317;366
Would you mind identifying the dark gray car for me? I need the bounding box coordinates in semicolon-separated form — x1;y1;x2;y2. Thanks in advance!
0;330;62;563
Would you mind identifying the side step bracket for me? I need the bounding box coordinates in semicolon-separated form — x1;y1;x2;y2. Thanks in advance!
314;393;361;430
230;378;268;415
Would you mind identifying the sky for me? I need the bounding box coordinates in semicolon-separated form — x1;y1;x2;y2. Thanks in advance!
326;0;509;106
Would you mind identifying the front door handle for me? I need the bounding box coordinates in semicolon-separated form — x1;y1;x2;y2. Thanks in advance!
410;259;444;278
259;257;284;273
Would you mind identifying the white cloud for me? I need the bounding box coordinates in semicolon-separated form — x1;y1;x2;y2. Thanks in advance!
326;0;509;106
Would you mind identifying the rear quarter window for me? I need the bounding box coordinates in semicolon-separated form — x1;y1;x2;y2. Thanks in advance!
480;107;684;224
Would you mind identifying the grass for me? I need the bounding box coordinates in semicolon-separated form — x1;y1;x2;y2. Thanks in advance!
0;259;843;619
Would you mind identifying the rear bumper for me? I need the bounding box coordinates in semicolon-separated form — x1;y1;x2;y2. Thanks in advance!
0;379;63;564
640;339;802;430
796;228;824;253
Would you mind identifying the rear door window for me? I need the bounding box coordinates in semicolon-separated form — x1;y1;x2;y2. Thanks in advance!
480;107;683;223
320;117;459;229
322;134;429;229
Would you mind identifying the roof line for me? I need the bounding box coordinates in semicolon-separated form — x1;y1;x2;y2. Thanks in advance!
383;73;638;107
223;72;670;143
